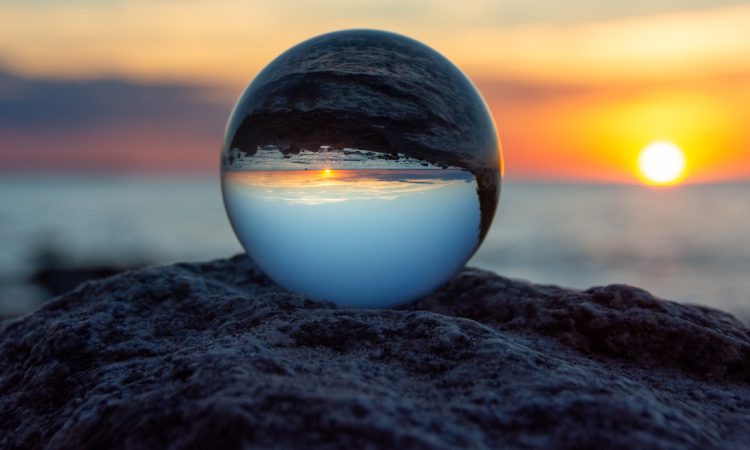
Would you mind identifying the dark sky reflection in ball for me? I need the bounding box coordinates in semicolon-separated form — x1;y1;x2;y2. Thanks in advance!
222;30;502;307
223;29;502;239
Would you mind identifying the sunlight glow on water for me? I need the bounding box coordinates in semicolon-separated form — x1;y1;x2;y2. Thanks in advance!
223;170;481;307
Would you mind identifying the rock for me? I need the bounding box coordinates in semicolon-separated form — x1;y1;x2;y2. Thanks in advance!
31;264;142;298
1;255;748;449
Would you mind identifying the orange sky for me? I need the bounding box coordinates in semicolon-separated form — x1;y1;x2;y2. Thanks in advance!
1;0;749;183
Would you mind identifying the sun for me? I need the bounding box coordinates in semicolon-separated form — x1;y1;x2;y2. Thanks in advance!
637;141;686;185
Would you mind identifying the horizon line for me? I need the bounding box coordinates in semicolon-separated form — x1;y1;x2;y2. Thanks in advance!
1;168;748;187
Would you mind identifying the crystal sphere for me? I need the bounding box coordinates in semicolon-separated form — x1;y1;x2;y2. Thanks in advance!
221;29;502;308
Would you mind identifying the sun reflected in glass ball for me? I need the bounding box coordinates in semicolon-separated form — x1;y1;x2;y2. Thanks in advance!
221;30;502;308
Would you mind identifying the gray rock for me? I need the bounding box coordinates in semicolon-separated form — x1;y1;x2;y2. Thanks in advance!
1;255;748;449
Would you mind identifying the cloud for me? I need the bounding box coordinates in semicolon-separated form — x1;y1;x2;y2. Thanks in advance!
1;1;749;88
474;78;594;103
0;68;229;132
0;68;232;171
3;0;746;26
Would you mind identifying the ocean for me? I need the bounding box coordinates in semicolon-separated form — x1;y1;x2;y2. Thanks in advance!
1;175;748;322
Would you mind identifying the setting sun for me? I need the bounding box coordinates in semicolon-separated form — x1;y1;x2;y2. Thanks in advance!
320;168;335;179
638;141;687;185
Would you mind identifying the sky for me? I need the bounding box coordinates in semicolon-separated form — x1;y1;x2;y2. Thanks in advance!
1;0;749;183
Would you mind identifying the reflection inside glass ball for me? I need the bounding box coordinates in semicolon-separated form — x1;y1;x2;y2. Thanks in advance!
221;30;502;308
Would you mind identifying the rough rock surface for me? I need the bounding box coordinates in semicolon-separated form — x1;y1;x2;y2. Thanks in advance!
1;255;749;449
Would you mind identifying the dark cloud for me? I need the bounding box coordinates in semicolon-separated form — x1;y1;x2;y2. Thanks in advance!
474;78;595;103
0;68;231;134
0;68;236;171
473;72;750;105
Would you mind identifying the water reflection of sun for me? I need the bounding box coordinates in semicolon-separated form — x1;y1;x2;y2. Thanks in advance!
224;169;471;205
638;141;686;186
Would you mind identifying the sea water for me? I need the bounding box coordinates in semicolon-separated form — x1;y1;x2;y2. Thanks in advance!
222;169;481;307
3;177;749;322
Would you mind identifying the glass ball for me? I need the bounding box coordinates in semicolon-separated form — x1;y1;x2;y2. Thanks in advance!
221;29;502;308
